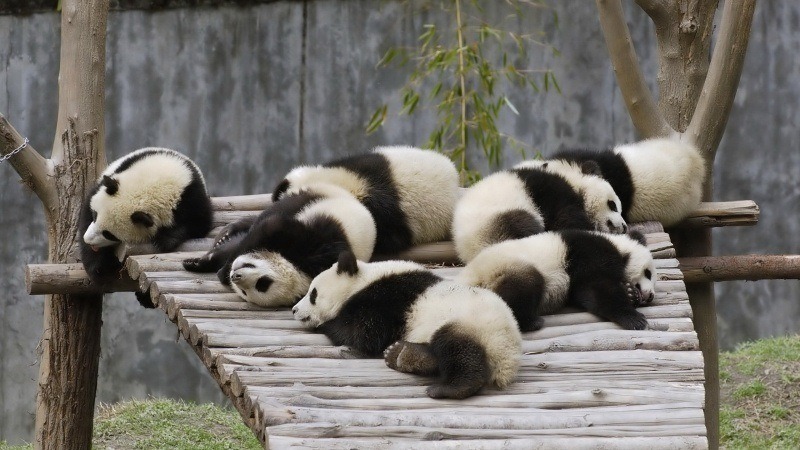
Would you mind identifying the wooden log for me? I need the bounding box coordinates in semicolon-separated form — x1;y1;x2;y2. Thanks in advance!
674;200;759;228
266;435;707;450
522;330;699;353
211;194;273;211
256;401;704;429
26;263;138;295
680;255;800;283
205;345;362;367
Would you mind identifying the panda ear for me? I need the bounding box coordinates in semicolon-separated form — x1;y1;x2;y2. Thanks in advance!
101;175;119;195
131;211;155;228
336;250;359;276
579;161;603;177
627;230;647;246
272;179;290;202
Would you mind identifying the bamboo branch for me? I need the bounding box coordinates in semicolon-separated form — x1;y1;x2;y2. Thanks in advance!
685;0;757;155
595;0;673;138
0;114;55;206
680;255;800;283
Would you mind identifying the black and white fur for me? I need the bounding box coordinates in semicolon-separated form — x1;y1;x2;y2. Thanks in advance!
550;137;705;226
452;165;627;262
272;146;459;255
292;251;521;399
183;184;376;308
79;147;212;286
457;230;655;332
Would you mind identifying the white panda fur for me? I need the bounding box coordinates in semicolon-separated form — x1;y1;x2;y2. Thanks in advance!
272;146;459;254
292;252;521;399
551;138;706;226
457;230;655;332
227;186;377;307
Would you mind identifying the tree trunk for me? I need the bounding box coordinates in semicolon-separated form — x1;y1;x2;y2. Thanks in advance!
32;0;109;448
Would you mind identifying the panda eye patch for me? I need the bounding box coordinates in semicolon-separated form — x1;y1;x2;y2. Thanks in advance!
310;288;317;305
102;230;120;242
645;269;652;280
241;263;256;269
607;200;618;212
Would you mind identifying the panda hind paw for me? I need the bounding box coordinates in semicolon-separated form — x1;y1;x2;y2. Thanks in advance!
614;310;648;330
384;341;438;376
623;282;645;307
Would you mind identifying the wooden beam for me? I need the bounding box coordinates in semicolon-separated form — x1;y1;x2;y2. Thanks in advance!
26;263;138;295
680;255;800;283
673;200;759;228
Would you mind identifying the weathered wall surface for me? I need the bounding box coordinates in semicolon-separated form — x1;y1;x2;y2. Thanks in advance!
1;1;797;443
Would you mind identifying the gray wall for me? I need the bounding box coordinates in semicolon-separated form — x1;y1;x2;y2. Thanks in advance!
1;1;797;443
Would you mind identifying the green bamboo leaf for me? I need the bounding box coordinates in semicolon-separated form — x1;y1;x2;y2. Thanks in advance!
365;105;388;134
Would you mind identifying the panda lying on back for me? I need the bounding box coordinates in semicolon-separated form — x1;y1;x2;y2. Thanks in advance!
79;148;213;286
292;251;521;399
550;137;705;226
272;146;459;255
452;164;627;262
183;184;376;307
458;230;655;332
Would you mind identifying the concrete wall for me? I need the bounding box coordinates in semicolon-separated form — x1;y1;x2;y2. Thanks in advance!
1;1;798;443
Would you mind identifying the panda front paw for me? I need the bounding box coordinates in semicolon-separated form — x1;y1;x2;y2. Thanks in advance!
183;253;214;272
614;310;648;330
623;282;645;307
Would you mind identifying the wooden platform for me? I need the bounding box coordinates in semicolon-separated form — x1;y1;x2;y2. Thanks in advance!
123;204;707;448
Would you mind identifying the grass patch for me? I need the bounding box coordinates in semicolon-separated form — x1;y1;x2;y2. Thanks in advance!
0;443;32;450
721;334;800;449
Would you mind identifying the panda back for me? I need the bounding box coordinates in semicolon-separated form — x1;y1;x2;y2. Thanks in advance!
295;195;376;262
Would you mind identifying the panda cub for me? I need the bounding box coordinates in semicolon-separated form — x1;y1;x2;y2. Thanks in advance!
452;165;627;262
292;251;521;399
272;146;459;255
457;230;655;332
183;184;376;308
79;147;212;286
550;137;706;226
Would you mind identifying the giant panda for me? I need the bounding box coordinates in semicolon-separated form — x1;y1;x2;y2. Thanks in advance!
183;183;376;307
271;146;459;255
292;250;521;399
452;165;627;262
550;137;706;226
457;229;655;332
79;147;213;286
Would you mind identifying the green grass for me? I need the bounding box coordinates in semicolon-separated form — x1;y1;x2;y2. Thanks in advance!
720;334;800;449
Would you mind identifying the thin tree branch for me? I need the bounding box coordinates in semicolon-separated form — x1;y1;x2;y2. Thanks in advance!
685;0;757;156
0;113;56;206
633;0;669;21
596;0;673;138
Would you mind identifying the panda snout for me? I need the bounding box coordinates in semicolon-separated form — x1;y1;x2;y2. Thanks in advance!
292;306;298;314
231;272;243;282
622;223;628;233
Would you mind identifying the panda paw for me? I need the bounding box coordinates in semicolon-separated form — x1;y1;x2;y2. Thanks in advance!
384;341;438;376
614;310;648;330
520;316;545;333
624;282;645;307
183;254;213;272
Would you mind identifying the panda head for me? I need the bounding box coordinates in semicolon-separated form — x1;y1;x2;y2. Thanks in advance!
83;175;162;249
579;175;627;234
228;251;311;308
611;231;656;304
292;250;363;327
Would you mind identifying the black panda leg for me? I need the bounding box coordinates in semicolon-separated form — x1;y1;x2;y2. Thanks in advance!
384;341;439;376
492;267;545;332
551;205;593;231
425;324;489;399
571;280;648;330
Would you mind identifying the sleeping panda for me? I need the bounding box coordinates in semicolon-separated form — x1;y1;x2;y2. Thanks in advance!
457;229;655;332
79;147;213;286
550;137;706;226
452;165;627;262
183;184;376;307
292;251;521;399
271;146;459;255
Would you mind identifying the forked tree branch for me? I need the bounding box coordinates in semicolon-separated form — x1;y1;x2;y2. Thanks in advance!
0;114;56;207
595;0;673;138
633;0;668;21
686;0;757;156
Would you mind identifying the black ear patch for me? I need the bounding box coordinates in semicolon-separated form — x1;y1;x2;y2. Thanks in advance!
131;211;155;227
580;160;603;177
101;175;119;195
336;250;359;276
255;276;273;293
272;179;290;202
628;230;647;246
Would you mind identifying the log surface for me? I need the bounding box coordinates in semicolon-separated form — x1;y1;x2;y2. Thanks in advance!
105;208;707;448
